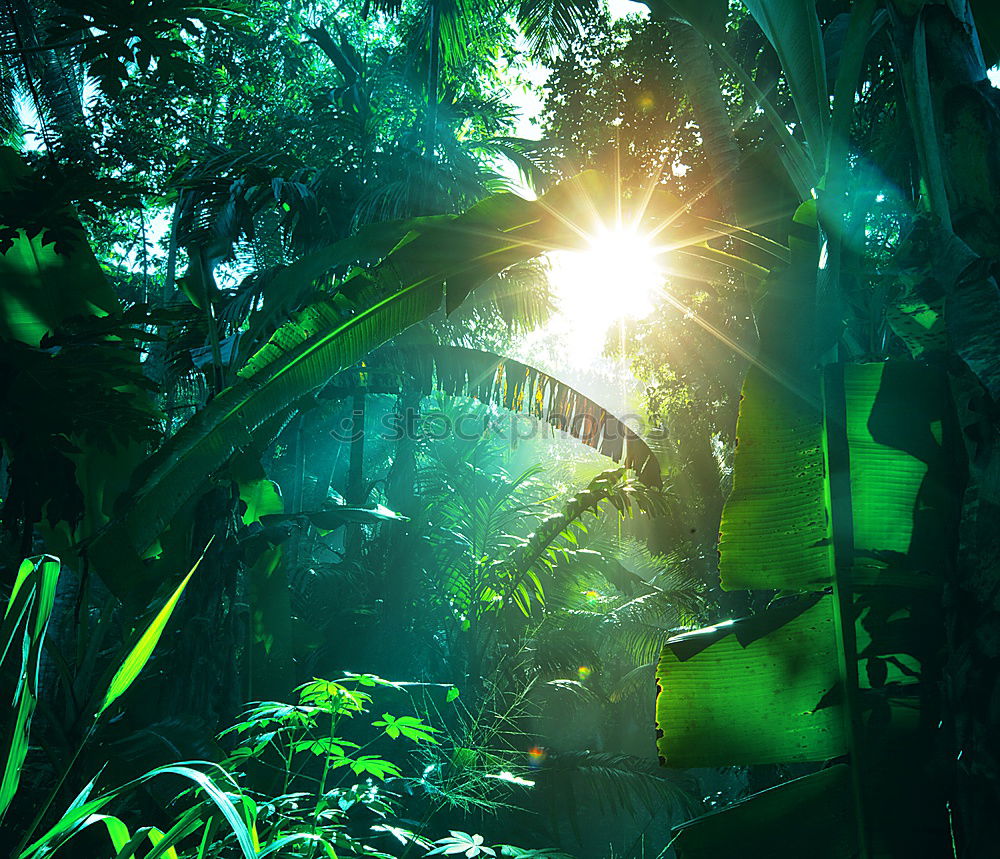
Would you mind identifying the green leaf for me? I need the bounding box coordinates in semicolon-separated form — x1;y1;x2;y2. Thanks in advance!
717;367;834;591
655;594;846;766
737;0;829;162
670;765;856;857
834;363;951;559
233;216;450;367
372;714;439;744
404;345;662;487
485;468;666;616
258;833;338;858
348;755;401;780
22;763;256;859
112;823;180;859
98;543;210;716
236;473;284;525
0;149;119;346
95;174;602;569
259;504;409;533
445;687;460;703
1;555;60;820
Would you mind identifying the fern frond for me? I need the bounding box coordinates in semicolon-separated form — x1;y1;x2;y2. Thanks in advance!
537;750;698;818
481;469;670;615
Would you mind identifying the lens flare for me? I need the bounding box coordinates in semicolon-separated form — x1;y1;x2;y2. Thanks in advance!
526;746;548;768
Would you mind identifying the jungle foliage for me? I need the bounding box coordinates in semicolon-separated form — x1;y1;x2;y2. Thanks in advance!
1;0;999;858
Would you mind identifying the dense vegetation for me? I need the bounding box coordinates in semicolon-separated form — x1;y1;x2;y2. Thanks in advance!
1;0;999;856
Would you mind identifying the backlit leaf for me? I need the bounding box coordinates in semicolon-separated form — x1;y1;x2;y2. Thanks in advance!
98;543;211;716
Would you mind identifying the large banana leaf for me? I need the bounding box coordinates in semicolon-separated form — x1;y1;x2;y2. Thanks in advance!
655;593;845;767
230;214;454;369
92;174;602;584
91;172;771;596
738;1;829;165
658;362;961;855
833;361;959;564
401;345;662;486
717;367;833;591
670;765;856;858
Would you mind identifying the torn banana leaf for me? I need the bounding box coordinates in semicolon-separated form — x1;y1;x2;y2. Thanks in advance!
670;765;855;859
718;366;834;591
655;594;845;767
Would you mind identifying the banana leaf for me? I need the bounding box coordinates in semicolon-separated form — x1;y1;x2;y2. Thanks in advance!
670;765;856;859
655;593;845;767
717;366;833;591
90;174;602;592
90;172;770;596
658;361;961;853
401;345;662;486
738;1;829;163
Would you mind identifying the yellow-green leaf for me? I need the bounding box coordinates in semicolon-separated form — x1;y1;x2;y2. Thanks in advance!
98;543;211;716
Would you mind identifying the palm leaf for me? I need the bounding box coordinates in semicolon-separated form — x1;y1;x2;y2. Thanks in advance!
538;750;695;818
88;174;602;588
516;0;602;53
404;345;662;485
484;468;669;616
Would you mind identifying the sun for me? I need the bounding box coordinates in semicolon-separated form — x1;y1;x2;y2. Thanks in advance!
551;225;663;321
545;224;664;360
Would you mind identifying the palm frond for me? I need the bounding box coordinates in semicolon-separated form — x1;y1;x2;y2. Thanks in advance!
516;0;605;54
537;750;697;818
401;346;663;486
482;468;670;616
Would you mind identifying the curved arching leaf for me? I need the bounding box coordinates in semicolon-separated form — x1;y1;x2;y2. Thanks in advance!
90;174;603;589
401;344;662;486
1;556;60;821
737;0;829;162
90;172;768;597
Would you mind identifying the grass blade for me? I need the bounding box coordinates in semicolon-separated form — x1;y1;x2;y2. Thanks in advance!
98;541;212;717
1;556;61;820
